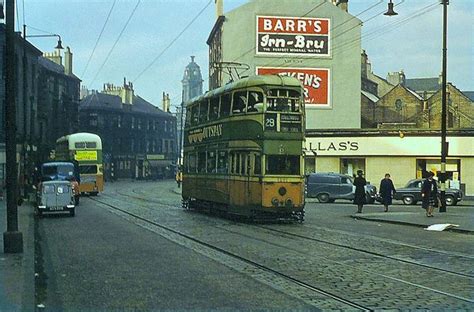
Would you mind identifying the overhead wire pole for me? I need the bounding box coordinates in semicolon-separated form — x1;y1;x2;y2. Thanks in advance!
3;0;23;253
439;0;449;213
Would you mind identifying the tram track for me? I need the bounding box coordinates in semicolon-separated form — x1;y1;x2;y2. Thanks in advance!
111;185;474;270
91;187;474;307
89;196;372;311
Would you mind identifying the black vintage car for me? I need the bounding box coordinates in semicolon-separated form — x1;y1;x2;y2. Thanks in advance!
393;179;463;206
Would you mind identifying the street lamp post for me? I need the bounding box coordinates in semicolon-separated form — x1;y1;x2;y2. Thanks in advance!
439;0;449;212
3;0;23;253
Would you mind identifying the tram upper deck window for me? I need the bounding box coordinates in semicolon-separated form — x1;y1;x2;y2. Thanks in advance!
232;91;247;114
220;93;231;117
248;91;264;112
266;155;300;175
267;89;301;112
191;104;199;125
199;100;208;123
209;97;220;120
185;107;192;126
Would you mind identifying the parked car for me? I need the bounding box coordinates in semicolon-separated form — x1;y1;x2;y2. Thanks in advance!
393;179;463;206
36;180;76;217
306;172;377;204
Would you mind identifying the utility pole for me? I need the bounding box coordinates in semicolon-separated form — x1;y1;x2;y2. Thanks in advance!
439;0;448;213
3;0;23;253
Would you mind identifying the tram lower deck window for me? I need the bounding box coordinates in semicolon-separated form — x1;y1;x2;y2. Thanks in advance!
266;155;300;175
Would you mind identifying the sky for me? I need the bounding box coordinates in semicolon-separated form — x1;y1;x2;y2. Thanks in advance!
19;0;473;110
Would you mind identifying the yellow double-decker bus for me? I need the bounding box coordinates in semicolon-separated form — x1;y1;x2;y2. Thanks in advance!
56;132;104;195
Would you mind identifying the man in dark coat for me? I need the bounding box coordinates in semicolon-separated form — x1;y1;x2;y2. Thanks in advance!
379;173;396;212
353;170;367;213
421;171;438;217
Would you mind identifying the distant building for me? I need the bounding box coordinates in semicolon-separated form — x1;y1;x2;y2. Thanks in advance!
79;79;177;180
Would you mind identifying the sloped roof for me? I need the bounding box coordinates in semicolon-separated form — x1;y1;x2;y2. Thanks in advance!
361;90;379;103
80;93;172;118
405;78;439;92
38;56;81;81
462;91;474;102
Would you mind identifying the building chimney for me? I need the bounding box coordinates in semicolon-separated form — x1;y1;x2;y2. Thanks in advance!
44;50;62;66
337;0;348;12
64;47;73;75
162;92;167;112
215;0;223;18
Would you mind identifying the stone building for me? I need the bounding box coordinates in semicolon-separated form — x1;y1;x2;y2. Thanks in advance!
0;25;80;190
37;47;81;162
79;80;177;180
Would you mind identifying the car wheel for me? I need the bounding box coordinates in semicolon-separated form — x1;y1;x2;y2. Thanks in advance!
402;196;415;205
445;195;455;206
317;193;330;203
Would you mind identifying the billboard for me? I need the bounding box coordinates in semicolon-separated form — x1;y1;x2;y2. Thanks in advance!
256;16;330;57
256;67;330;107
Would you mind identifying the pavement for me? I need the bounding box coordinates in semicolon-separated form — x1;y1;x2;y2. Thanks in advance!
0;199;35;311
350;200;474;234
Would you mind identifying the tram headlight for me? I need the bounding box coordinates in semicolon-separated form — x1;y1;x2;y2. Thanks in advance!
285;198;293;207
278;187;287;196
271;198;279;206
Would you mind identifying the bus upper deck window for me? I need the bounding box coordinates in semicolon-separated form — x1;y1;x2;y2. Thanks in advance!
86;142;97;149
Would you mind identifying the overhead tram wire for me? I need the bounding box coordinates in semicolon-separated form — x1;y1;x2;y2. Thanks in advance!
88;0;141;89
330;2;439;58
132;0;213;83
81;0;117;79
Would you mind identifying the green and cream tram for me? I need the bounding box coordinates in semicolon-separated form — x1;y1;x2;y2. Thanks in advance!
182;75;306;221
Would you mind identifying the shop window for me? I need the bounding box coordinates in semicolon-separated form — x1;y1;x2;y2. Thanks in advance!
340;158;365;177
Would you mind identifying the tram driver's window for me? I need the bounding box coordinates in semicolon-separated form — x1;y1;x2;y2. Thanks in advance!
232;91;247;114
220;94;231;117
248;91;263;112
254;154;261;175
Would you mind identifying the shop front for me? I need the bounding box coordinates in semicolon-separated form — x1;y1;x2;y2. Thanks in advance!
305;133;474;197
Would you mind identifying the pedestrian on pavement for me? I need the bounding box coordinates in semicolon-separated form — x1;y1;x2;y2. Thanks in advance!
421;171;438;217
353;170;367;213
175;169;183;188
379;173;396;212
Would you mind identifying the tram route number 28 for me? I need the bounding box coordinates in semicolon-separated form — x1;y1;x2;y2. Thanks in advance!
265;114;277;131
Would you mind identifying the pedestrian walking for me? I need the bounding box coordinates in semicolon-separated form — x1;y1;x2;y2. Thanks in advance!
353;170;367;213
175;170;183;188
379;173;396;212
421;171;438;217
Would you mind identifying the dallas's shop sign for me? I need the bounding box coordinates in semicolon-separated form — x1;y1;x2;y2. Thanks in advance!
256;16;330;56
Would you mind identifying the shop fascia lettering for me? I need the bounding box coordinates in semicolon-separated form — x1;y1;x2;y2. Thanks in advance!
309;141;359;152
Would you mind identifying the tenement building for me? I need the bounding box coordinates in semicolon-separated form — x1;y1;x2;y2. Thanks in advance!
79;79;177;180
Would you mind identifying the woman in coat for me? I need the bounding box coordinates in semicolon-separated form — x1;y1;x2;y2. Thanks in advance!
421;171;438;217
353;170;367;213
379;173;396;212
